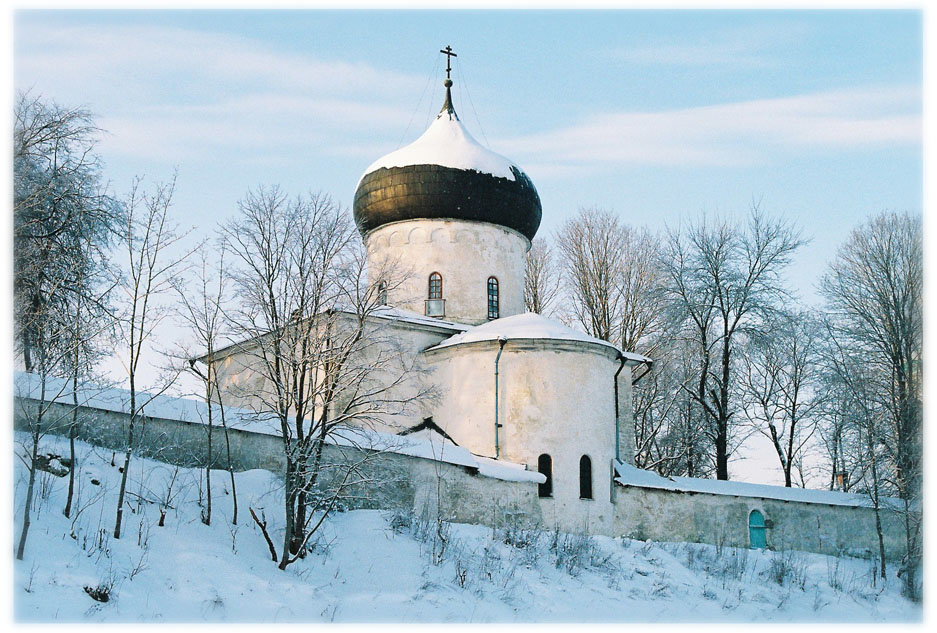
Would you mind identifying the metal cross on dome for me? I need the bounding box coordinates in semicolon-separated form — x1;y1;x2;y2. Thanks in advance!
440;45;457;80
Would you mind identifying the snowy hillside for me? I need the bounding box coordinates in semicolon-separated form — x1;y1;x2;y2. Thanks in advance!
14;433;920;623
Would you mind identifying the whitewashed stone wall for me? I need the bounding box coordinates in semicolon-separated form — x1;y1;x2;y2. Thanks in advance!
612;485;907;561
14;394;908;561
365;219;529;325
13;396;543;528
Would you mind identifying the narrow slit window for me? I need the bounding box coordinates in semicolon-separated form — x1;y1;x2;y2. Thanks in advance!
377;280;388;305
429;272;443;299
579;455;593;499
487;276;499;320
538;454;553;498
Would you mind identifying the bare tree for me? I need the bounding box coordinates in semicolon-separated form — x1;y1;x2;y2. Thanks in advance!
556;207;666;352
740;310;820;487
556;207;627;343
661;206;804;480
821;210;922;599
632;337;703;476
15;275;77;559
815;352;866;492
62;229;118;519
112;176;193;540
14;91;119;373
220;187;430;570
524;237;560;315
820;321;891;580
14;92;120;554
175;243;238;525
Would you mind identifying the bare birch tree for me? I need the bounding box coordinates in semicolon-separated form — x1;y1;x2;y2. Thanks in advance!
174;243;237;526
556;207;667;351
112;176;193;539
820;321;891;580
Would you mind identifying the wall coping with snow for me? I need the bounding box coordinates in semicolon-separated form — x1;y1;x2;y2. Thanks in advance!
13;371;543;485
614;461;902;510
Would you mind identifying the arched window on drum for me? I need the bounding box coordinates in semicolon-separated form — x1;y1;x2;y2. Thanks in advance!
487;276;499;320
428;272;442;299
425;272;445;317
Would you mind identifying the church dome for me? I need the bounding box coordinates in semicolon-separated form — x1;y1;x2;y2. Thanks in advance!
353;79;542;241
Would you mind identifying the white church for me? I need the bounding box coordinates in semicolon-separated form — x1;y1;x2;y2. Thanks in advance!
210;60;650;536
204;58;904;554
14;52;908;558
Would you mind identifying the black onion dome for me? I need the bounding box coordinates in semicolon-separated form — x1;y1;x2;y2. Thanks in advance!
353;85;542;241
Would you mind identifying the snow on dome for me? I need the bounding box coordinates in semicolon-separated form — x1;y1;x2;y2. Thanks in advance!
358;111;519;186
427;312;651;362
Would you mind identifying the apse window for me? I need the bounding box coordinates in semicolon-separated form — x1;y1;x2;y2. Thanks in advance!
579;455;593;499
487;276;499;320
377;280;388;306
537;454;553;498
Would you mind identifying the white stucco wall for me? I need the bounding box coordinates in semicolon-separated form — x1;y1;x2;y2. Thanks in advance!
211;313;458;435
612;485;907;560
365;219;529;325
425;339;633;534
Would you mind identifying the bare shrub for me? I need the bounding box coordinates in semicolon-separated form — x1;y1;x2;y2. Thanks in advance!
553;532;597;577
769;549;808;589
84;568;118;603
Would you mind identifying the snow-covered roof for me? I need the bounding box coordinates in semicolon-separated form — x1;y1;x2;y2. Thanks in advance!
426;312;651;363
14;371;543;485
199;305;468;363
614;461;900;509
358;110;520;186
370;306;470;332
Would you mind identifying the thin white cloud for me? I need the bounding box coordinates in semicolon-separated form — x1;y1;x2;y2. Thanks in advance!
14;22;921;172
14;23;423;163
499;86;921;171
16;24;422;98
613;22;812;68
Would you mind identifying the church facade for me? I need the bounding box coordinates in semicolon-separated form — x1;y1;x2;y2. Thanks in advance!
201;66;908;557
212;71;650;535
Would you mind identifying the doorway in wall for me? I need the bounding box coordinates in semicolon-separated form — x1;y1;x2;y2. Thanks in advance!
749;510;766;549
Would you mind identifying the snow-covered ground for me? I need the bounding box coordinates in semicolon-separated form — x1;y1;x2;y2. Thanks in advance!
13;432;921;622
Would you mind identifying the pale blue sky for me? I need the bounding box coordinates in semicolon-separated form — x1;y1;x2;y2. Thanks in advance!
13;9;923;483
15;10;922;305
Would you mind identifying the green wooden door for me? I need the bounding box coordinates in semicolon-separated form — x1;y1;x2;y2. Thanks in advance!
749;510;766;549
